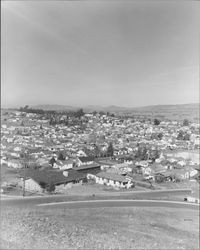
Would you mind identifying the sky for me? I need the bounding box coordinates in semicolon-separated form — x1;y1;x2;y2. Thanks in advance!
1;0;199;108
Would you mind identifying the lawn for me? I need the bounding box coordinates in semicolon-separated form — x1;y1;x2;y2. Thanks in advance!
158;180;199;198
1;205;199;249
1;164;21;184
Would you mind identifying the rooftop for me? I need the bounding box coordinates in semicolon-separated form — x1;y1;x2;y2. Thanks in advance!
96;171;131;183
21;168;84;185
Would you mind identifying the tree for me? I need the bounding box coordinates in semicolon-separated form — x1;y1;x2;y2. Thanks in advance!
177;130;184;140
107;142;114;156
76;109;84;118
46;182;55;193
157;133;163;140
58;152;65;161
154;119;160;126
94;144;102;157
183;133;190;141
49;157;56;166
183;119;189;126
39;182;47;190
135;145;148;160
177;130;190;141
49;117;55;126
149;149;160;161
99;111;106;116
64;119;68;126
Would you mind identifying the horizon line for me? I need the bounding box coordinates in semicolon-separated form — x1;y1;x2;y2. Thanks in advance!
1;102;199;110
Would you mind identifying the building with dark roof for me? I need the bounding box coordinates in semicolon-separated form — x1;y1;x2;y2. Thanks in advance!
74;163;101;176
20;168;84;192
77;156;94;166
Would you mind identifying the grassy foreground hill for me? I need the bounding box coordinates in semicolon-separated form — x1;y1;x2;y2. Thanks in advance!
1;205;199;249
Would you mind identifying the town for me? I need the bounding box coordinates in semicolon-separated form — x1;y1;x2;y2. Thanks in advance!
1;0;199;248
1;106;199;199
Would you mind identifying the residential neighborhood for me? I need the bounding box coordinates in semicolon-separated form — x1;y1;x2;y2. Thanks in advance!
1;108;199;197
1;1;199;249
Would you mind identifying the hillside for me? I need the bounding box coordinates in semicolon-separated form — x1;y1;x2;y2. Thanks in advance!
31;103;199;121
126;103;199;121
31;104;77;111
1;206;199;249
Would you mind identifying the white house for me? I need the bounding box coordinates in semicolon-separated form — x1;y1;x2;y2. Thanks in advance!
54;159;74;170
14;147;22;152
87;172;134;189
7;159;22;169
76;150;87;157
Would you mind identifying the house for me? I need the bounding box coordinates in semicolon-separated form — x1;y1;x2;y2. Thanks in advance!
96;159;118;168
106;166;132;175
77;156;94;166
173;169;190;180
135;161;152;175
194;165;200;178
74;163;101;176
20;168;85;192
114;155;133;164
7;159;22;169
150;163;167;174
135;161;149;168
154;171;174;183
53;159;74;170
88;172;135;189
76;149;87;157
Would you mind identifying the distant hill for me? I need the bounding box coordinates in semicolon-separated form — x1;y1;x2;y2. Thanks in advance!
31;103;199;121
132;103;199;112
124;103;199;122
31;104;129;112
31;104;79;111
84;105;129;112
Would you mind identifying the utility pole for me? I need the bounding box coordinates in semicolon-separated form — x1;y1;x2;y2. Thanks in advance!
23;162;26;197
21;149;28;197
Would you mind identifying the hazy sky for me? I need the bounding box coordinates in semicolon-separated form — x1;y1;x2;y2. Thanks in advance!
1;1;199;108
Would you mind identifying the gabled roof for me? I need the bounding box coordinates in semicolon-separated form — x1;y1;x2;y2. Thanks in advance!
74;163;100;171
96;172;132;183
78;156;94;162
22;168;84;185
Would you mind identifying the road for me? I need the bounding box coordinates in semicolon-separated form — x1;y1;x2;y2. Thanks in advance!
36;199;199;210
1;193;199;210
1;188;192;206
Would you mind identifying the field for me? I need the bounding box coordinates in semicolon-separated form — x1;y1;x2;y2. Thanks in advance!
1;164;21;184
1;205;199;249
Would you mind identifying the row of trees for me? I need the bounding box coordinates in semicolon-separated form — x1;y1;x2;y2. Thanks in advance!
19;106;116;126
55;143;159;162
50;143;114;163
153;118;190;126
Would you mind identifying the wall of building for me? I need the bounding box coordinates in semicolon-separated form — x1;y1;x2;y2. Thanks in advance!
24;179;42;192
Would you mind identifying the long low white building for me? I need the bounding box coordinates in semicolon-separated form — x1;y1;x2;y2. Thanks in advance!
87;172;135;189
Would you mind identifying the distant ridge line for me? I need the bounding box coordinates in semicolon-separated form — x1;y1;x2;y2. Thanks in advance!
29;103;199;112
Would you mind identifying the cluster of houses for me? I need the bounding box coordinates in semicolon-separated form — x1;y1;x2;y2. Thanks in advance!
1;110;200;194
